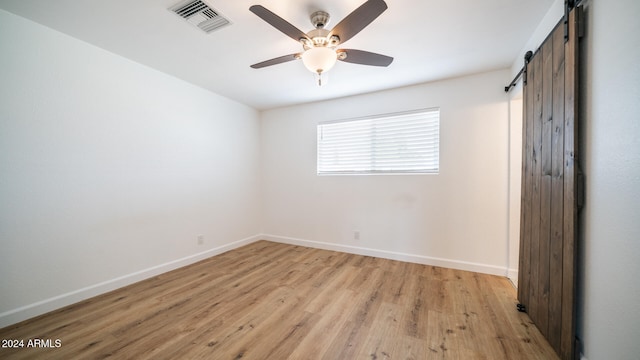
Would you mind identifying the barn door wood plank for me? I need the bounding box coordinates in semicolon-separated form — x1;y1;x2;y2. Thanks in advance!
560;7;580;360
518;54;535;308
528;48;543;327
548;23;566;354
538;35;554;339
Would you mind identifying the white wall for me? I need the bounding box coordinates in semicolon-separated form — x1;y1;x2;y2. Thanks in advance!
0;10;261;327
578;0;640;358
261;70;511;275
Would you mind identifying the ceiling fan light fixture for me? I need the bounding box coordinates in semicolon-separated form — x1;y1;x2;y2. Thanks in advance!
301;47;337;75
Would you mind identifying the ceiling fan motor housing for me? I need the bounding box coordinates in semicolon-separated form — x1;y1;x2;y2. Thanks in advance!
310;11;330;28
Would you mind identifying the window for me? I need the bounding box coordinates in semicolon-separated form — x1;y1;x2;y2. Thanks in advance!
317;108;440;175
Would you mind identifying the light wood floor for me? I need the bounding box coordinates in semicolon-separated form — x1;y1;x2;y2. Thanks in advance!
0;241;558;359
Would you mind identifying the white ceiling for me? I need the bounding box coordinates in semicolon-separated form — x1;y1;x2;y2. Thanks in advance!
0;0;553;110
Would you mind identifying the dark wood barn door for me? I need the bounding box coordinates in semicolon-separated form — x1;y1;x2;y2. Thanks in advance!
518;6;581;360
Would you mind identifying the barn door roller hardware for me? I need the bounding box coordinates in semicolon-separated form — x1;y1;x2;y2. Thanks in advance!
504;51;533;93
505;0;584;92
565;0;586;42
564;0;576;41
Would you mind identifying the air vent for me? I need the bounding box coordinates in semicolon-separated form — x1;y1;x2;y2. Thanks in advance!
170;0;230;34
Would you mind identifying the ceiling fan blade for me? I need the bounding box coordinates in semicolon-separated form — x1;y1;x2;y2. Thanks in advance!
328;0;388;44
249;5;310;43
250;53;301;69
337;49;393;67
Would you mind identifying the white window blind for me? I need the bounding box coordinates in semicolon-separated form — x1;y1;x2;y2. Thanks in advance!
317;108;440;175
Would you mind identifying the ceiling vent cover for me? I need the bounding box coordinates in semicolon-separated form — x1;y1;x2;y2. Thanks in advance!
170;0;230;34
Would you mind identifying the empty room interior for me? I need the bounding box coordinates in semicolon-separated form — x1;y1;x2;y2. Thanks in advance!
0;0;638;359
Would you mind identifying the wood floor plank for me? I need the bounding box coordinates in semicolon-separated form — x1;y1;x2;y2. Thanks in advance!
355;301;402;359
288;289;356;359
0;241;558;359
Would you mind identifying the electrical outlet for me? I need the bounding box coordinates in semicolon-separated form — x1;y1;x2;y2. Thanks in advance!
197;235;204;245
354;231;360;240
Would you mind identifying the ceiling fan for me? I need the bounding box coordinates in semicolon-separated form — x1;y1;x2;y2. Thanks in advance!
249;0;393;85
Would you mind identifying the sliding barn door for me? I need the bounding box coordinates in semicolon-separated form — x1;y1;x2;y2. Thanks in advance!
518;6;581;360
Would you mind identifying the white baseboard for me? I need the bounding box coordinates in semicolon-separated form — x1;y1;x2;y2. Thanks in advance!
262;234;508;277
0;234;261;328
508;268;519;287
